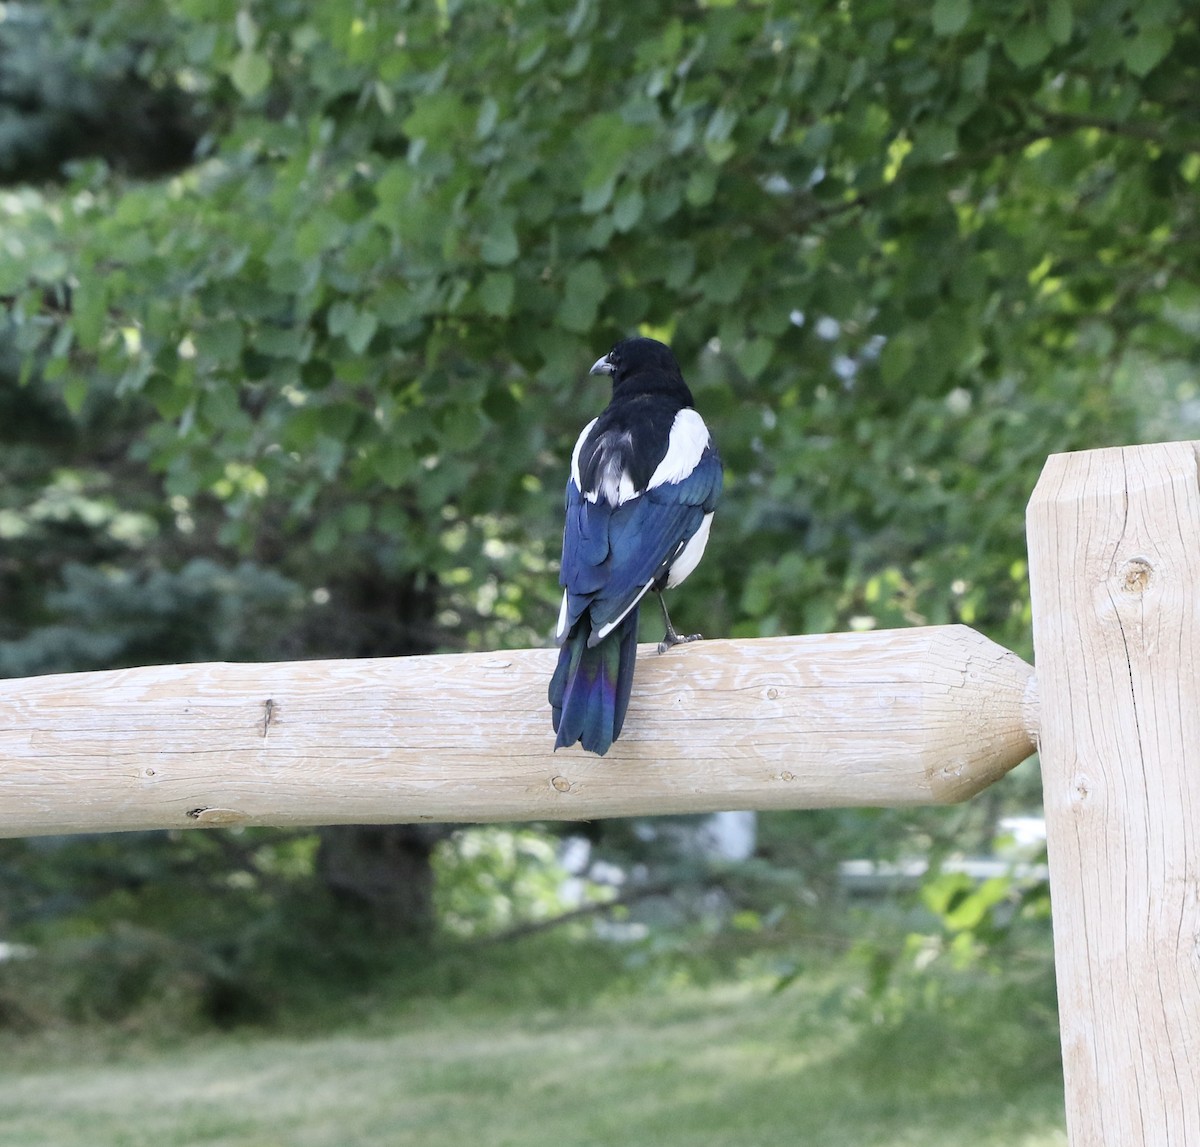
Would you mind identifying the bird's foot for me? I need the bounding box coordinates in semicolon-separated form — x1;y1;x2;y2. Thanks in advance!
657;627;702;655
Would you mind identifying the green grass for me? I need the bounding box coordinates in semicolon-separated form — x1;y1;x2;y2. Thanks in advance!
0;968;1065;1147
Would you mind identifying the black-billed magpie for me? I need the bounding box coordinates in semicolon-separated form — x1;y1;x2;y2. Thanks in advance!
549;337;723;755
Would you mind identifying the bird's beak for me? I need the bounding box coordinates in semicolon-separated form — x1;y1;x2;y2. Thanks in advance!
590;354;615;376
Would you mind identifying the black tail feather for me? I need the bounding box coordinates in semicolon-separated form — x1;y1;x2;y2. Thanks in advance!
549;609;639;755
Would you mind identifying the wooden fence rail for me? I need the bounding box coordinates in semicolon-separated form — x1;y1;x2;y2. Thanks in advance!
0;625;1034;837
2;439;1199;1147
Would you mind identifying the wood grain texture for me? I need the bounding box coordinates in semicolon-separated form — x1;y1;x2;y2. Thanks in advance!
0;625;1035;838
1028;441;1200;1147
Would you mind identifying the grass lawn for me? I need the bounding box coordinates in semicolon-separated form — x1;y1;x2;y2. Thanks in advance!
0;969;1065;1147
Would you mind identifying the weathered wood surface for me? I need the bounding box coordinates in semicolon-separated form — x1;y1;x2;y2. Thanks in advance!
1028;441;1200;1147
0;625;1035;838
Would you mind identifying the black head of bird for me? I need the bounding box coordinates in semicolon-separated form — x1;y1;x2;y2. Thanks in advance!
589;337;690;400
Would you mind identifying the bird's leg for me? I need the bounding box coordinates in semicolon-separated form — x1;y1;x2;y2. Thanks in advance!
657;592;702;654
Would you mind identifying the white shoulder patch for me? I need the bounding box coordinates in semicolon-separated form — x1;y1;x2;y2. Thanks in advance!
647;408;711;489
569;418;599;490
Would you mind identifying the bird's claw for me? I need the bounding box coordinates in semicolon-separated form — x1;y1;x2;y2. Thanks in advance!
657;629;702;654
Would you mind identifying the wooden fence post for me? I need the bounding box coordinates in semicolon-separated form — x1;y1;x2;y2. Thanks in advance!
1027;441;1200;1146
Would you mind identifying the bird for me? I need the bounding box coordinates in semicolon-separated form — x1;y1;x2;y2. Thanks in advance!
549;336;723;755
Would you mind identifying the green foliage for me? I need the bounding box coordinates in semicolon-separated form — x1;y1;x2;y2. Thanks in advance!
0;825;441;1029
834;879;1061;1095
433;827;590;939
0;6;198;181
0;559;300;676
7;0;1197;655
2;0;1199;1030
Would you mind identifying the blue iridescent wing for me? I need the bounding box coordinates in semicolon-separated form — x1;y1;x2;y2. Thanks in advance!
558;447;722;643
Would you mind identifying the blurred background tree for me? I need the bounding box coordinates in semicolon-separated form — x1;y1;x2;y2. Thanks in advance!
1;0;1197;1026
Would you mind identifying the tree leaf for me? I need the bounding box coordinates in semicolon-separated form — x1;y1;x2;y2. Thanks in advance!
63;375;88;415
327;300;357;338
344;310;378;355
581;172;617;214
197;319;244;365
612;186;644;233
685;167;718;207
733;337;774;380
557;259;607;333
229;50;271;98
960;48;989;92
235;9;258;50
704;106;738;145
1046;0;1073;45
373;443;416;489
931;0;971;36
1124;25;1173;76
1002;24;1052;68
481;217;519;266
478;272;515;317
73;280;108;353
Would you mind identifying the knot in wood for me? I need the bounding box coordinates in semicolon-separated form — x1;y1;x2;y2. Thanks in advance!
550;775;571;793
1120;557;1153;594
185;807;247;826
